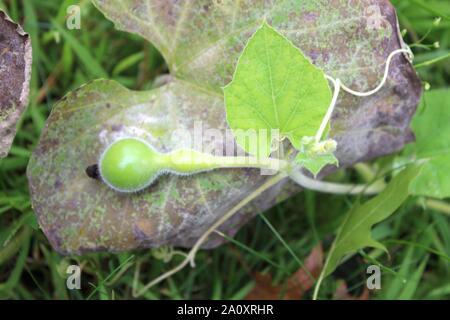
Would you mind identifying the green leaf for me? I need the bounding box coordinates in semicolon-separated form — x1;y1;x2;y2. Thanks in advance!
296;153;338;178
295;137;338;177
410;89;450;199
322;165;422;278
223;23;332;157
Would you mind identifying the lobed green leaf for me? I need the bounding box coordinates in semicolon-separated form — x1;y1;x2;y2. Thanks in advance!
224;23;332;156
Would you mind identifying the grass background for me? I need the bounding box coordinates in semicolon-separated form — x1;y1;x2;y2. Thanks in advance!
0;0;449;300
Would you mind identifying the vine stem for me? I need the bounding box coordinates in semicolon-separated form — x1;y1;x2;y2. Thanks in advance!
414;52;450;69
289;169;385;195
315;78;341;143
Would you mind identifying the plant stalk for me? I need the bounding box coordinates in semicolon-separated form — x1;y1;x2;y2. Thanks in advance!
289;169;385;195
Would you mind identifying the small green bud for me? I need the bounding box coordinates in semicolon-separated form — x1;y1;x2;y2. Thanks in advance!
311;139;337;155
296;136;339;177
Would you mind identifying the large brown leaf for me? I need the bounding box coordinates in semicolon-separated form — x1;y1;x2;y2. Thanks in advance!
0;10;32;158
28;0;421;254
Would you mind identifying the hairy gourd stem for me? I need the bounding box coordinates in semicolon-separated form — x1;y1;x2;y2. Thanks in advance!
133;173;288;297
199;155;290;172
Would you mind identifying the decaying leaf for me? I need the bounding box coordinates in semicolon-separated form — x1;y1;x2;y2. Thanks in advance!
0;10;32;158
27;80;289;253
28;0;421;254
246;244;323;300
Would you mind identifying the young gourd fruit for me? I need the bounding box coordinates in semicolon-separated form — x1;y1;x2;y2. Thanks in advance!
99;137;235;193
99;138;165;193
98;137;286;193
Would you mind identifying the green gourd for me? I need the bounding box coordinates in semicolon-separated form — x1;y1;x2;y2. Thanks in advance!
98;137;286;193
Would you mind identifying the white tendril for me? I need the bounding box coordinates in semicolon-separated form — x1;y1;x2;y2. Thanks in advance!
315;48;413;143
336;48;413;97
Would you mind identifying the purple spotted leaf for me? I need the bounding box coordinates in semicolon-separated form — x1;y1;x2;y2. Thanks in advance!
28;0;421;254
0;10;32;158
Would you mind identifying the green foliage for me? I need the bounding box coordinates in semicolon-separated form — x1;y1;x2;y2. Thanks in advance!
409;89;450;199
224;23;332;157
321;165;422;278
